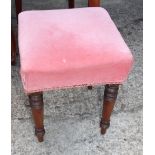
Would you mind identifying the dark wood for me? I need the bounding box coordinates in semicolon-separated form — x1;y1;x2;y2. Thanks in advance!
100;84;119;134
11;29;16;65
29;92;45;142
12;0;22;64
68;0;74;8
87;86;93;90
15;0;22;20
68;0;100;8
88;0;100;7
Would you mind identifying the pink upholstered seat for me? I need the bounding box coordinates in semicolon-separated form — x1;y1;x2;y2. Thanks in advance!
18;7;133;93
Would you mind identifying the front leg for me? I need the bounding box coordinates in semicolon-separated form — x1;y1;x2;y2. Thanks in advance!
29;92;45;142
100;84;119;134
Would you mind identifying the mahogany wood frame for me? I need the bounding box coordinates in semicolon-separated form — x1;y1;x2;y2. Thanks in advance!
14;0;120;142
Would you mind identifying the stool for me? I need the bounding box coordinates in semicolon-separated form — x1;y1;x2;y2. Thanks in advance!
18;7;133;142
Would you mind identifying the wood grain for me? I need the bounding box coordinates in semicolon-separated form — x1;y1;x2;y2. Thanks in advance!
100;84;119;134
29;92;45;142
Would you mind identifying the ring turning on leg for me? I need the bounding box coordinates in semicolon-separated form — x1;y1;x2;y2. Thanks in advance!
29;92;45;142
100;84;119;134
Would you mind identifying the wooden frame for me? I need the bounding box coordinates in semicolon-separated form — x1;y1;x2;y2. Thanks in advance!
68;0;75;8
15;0;22;20
11;0;22;66
88;0;100;7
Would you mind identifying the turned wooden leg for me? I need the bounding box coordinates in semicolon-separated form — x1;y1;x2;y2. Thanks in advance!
29;92;45;142
100;84;119;134
88;0;100;7
68;0;74;8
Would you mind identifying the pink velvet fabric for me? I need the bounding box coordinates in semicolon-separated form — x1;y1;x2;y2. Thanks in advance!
18;7;133;93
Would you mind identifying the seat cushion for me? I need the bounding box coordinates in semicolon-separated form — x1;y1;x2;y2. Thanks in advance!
18;7;133;93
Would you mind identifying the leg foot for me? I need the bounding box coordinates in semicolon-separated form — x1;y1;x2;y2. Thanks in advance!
100;84;119;135
29;92;45;142
35;128;45;142
100;120;110;135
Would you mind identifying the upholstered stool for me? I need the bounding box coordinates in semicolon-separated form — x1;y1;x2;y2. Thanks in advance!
18;7;133;142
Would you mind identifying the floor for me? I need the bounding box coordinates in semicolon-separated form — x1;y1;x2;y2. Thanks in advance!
11;0;143;154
